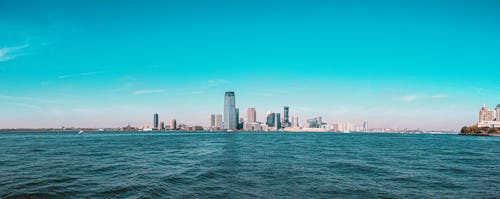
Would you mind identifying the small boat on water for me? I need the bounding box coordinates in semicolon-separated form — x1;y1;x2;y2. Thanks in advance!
78;130;84;134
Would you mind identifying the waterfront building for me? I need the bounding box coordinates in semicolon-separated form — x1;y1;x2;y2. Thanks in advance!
159;121;165;130
496;104;500;121
291;116;299;127
363;120;368;132
245;122;263;131
478;104;500;128
215;114;223;128
153;113;159;129
266;112;275;127
209;114;216;128
224;91;237;130
171;119;177;130
283;106;290;127
479;104;495;122
247;108;256;123
235;108;240;129
276;113;281;129
306;119;319;128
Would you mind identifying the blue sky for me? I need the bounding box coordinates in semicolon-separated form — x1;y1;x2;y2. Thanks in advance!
0;0;499;129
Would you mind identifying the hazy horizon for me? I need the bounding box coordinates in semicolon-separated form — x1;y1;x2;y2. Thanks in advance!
1;0;499;130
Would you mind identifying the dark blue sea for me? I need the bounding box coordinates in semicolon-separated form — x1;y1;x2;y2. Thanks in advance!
1;132;499;198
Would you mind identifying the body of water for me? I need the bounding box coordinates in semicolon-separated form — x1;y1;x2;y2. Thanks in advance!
1;132;499;198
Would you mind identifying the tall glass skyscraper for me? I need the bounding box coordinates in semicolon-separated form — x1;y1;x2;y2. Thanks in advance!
283;106;290;127
224;91;237;130
276;113;281;129
153;113;159;129
266;112;275;127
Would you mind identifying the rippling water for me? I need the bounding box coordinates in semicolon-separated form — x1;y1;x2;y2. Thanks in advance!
0;132;499;198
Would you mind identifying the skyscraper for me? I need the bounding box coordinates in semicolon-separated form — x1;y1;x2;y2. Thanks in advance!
160;121;165;130
363;120;368;132
283;106;290;127
209;114;216;128
170;119;177;130
215;114;223;128
276;113;281;129
235;108;240;130
247;108;256;123
266;112;275;127
224;91;237;130
153;113;159;129
496;104;500;121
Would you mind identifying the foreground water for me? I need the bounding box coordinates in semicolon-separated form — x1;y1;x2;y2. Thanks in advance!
0;132;499;198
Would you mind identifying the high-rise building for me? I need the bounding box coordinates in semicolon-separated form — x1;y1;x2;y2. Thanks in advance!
224;91;237;130
160;121;165;130
276;113;281;129
235;108;240;130
292;116;299;127
209;114;216;128
247;108;256;123
479;104;495;122
153;113;159;129
215;114;223;128
363;120;368;132
171;119;177;130
266;112;275;127
283;106;290;127
496;104;500;121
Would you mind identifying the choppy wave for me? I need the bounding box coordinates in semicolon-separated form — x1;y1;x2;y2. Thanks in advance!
1;132;499;198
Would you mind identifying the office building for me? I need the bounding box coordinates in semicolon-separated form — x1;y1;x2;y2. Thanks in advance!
159;121;165;130
153;113;159;129
283;106;290;127
171;119;177;130
209;114;216;128
276;113;281;129
235;108;240;129
224;91;237;130
496;104;500;121
266;112;275;127
247;108;256;123
215;114;223;128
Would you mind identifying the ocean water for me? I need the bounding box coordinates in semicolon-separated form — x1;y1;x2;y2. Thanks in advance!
0;132;499;198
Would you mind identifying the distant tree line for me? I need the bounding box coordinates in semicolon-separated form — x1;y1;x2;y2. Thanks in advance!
460;125;500;136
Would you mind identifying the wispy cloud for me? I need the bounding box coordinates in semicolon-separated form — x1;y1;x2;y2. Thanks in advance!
206;79;230;87
0;94;57;103
58;71;108;79
7;102;41;110
133;89;165;95
395;93;448;102
0;44;29;62
395;95;419;102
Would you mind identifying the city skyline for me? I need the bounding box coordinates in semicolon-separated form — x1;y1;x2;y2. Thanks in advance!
1;0;499;130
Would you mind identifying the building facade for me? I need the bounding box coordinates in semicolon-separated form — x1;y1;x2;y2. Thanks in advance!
209;114;216;128
247;108;256;123
153;113;159;129
283;106;290;127
170;119;177;130
224;91;237;130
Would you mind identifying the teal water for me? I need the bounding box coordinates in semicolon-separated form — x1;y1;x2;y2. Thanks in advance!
0;132;499;198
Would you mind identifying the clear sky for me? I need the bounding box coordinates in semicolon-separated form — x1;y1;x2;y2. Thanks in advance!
1;0;499;130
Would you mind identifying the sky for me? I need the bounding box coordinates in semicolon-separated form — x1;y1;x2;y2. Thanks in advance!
0;0;499;130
